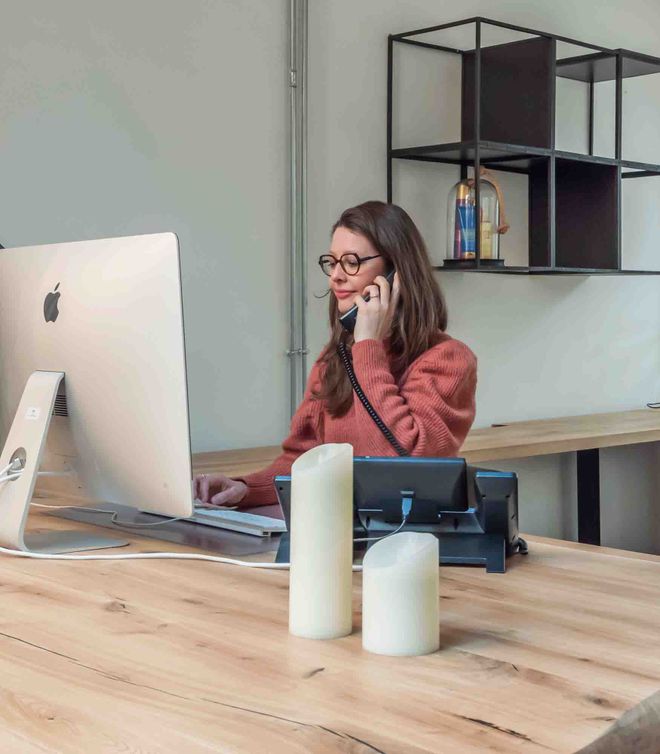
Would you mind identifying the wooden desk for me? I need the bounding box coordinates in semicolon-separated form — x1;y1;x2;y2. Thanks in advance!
4;510;659;753
196;408;660;546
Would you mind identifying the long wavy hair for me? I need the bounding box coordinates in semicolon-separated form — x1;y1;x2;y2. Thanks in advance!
314;201;448;417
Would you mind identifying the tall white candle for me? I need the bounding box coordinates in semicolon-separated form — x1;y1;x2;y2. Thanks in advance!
362;532;440;656
289;443;354;639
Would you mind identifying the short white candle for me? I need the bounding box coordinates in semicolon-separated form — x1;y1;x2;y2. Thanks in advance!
289;443;353;640
362;532;440;656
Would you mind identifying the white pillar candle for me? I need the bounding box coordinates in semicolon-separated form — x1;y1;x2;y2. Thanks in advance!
289;443;354;639
362;532;440;656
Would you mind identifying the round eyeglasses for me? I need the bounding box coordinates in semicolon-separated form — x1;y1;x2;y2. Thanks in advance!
318;252;381;277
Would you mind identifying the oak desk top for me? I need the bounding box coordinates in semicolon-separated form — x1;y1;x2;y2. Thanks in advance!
194;408;660;475
4;508;659;753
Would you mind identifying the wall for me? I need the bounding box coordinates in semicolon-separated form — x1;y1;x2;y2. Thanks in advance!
306;0;660;553
1;1;658;553
0;0;290;452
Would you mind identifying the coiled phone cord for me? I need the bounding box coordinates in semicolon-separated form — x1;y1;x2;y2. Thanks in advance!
338;341;409;457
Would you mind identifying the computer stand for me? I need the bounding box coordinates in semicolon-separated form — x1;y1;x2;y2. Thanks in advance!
0;371;127;553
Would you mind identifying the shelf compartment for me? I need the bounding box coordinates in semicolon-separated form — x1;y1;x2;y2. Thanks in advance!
555;159;618;270
462;35;554;149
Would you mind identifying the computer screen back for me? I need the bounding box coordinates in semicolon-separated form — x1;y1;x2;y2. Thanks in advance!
0;232;193;517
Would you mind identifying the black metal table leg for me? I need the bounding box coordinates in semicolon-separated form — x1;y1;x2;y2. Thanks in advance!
577;448;600;545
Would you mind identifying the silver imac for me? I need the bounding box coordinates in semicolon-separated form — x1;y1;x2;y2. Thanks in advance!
0;232;194;553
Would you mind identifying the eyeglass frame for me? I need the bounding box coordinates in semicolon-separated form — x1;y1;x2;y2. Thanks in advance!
317;252;382;277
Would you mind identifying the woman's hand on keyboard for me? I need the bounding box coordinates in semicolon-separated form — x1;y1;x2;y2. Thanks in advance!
193;473;248;507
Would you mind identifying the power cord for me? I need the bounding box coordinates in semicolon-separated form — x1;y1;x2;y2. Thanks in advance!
354;492;413;543
0;473;22;483
0;470;294;568
0;544;328;570
0;468;409;569
0;460;22;477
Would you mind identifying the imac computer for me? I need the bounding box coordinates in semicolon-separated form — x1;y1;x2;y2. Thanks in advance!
0;232;194;553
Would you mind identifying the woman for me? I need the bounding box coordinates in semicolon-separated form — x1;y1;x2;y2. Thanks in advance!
194;201;477;508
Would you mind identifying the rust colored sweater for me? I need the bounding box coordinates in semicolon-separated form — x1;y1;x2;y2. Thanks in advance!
237;333;477;506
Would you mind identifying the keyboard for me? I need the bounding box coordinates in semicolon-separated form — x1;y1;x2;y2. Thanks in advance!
189;507;287;537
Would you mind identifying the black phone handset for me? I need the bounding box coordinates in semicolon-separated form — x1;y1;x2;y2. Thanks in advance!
337;267;408;457
338;268;395;334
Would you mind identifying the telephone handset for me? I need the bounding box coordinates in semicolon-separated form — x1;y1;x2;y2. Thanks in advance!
338;267;396;334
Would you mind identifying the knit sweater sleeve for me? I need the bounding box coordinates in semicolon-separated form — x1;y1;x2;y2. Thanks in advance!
349;337;477;457
234;360;324;506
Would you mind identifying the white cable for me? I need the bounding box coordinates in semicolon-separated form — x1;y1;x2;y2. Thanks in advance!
0;544;363;570
0;473;22;483
0;470;69;483
31;502;106;511
354;514;409;543
23;502;360;569
0;470;287;564
2;459;24;475
12;479;407;570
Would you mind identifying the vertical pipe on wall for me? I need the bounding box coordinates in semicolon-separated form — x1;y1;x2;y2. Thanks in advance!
288;0;308;417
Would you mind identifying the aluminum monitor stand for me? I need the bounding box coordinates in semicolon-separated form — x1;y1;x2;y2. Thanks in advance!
0;371;127;553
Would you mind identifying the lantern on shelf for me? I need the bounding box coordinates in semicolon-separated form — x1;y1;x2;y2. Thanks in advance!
445;167;509;267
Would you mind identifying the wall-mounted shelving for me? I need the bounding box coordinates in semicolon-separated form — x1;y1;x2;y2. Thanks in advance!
387;17;660;274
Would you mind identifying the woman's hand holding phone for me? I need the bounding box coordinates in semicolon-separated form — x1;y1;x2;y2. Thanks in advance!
353;271;400;344
192;472;248;507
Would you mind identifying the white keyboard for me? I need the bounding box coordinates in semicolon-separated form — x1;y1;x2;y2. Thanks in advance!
189;507;286;537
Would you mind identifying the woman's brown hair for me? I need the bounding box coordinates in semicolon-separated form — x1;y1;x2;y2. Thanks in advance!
314;201;448;417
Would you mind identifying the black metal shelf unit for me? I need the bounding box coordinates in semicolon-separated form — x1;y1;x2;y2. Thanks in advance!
387;17;660;274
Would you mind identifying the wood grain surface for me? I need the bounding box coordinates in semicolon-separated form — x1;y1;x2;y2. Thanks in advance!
0;506;657;753
192;408;660;476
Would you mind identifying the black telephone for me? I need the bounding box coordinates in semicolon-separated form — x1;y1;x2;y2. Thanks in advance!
338;267;395;333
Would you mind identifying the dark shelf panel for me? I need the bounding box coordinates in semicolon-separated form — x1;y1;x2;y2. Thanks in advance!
554;150;618;166
618;49;660;78
556;52;616;83
435;265;660;275
621;159;660;176
555;159;618;270
392;142;624;171
391;141;550;173
462;36;554;149
556;49;660;83
392;140;550;159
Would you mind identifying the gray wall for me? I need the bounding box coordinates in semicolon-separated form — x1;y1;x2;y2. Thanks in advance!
306;1;660;554
0;0;290;452
1;1;659;553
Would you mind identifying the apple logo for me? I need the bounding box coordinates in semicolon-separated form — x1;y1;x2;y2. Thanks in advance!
44;283;61;323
